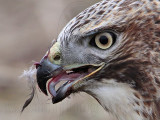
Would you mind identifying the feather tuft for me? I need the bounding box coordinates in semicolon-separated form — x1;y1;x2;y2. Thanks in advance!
20;66;37;113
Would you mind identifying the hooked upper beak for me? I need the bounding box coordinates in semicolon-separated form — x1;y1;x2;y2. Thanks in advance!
36;42;62;95
36;57;62;95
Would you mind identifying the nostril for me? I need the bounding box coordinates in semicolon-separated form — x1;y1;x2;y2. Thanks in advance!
34;62;42;69
53;55;61;61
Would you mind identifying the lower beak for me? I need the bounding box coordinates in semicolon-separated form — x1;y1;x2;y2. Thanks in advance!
36;57;62;95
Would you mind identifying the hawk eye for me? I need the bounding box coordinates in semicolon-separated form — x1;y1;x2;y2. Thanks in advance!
90;32;116;50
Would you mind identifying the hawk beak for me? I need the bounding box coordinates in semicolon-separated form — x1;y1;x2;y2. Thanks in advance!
36;42;63;95
36;57;63;95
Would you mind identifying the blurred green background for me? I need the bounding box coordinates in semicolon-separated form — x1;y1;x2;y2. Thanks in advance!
0;0;114;120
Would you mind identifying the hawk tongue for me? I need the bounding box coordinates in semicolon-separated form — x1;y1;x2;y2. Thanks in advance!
48;72;82;98
48;72;66;97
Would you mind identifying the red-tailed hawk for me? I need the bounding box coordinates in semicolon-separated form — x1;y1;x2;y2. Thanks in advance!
23;0;160;120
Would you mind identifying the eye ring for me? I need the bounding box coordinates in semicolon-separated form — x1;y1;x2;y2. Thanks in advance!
95;33;113;49
89;32;116;50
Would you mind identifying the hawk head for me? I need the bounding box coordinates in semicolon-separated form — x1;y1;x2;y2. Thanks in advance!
36;0;160;119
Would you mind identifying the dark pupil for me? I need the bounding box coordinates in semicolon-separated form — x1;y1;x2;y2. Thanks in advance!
99;36;108;45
